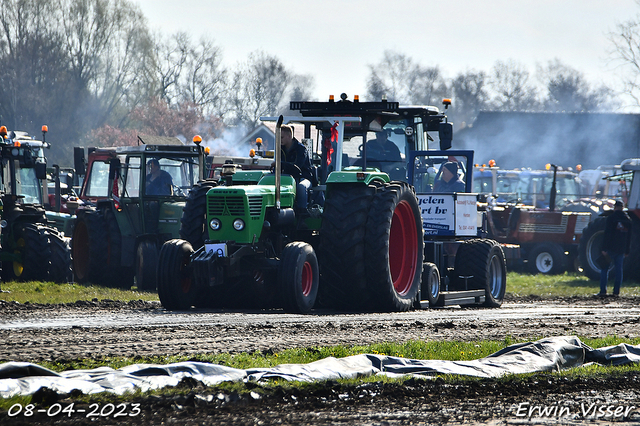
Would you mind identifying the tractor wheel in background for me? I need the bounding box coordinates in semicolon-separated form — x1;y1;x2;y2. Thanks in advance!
72;210;108;284
527;242;566;275
365;182;423;312
454;239;506;308
279;242;319;314
136;240;158;291
11;224;52;282
49;231;72;283
624;218;640;281
103;209;133;289
421;262;441;307
157;239;198;310
578;217;608;281
180;180;218;249
318;183;376;310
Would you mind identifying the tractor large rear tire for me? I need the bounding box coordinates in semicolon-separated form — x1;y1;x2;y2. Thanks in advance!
180;180;218;249
318;183;376;310
136;240;158;291
158;239;199;310
454;239;506;308
578;217;607;281
49;231;72;283
72;210;108;284
279;242;319;314
365;182;423;312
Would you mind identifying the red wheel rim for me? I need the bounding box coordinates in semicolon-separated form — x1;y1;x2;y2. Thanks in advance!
389;200;418;295
301;261;313;297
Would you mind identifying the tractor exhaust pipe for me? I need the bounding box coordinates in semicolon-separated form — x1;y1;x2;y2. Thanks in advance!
275;115;284;210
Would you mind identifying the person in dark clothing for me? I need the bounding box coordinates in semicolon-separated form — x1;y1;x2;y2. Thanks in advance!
433;161;466;193
146;158;173;195
598;200;632;297
366;130;402;162
277;125;316;208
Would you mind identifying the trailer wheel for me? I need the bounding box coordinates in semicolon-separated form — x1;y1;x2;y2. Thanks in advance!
318;183;376;310
454;239;506;308
527;243;565;275
9;225;52;282
49;231;72;283
180;181;217;249
158;239;197;310
72;210;108;284
365;182;423;312
279;242;319;314
136;240;158;291
422;262;440;307
578;217;607;281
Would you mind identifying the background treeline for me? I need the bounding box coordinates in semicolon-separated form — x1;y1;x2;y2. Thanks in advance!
1;0;639;165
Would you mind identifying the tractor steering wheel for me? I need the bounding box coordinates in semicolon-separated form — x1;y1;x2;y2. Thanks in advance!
271;162;303;182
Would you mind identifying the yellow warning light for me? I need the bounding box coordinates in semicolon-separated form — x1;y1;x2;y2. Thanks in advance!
354;95;359;102
204;147;210;155
250;149;256;158
545;163;551;171
488;159;496;167
193;135;202;144
0;126;6;137
442;98;452;106
329;95;335;102
576;164;582;171
13;141;20;147
41;125;48;133
256;137;262;144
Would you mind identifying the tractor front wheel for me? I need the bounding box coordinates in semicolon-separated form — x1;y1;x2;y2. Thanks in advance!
422;262;441;307
136;240;158;291
279;242;319;314
158;239;197;310
578;217;608;281
9;225;52;282
72;210;108;284
527;242;566;275
49;231;72;283
180;181;217;249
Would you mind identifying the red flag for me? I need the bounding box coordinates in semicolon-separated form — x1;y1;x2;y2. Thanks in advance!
324;122;338;165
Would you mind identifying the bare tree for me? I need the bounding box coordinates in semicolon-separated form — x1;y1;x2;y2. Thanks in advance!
609;3;640;108
366;50;447;105
227;51;291;129
58;0;154;127
449;70;490;127
537;59;614;112
150;31;190;104
489;60;541;111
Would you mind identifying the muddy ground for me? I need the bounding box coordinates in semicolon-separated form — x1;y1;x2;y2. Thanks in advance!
2;295;640;425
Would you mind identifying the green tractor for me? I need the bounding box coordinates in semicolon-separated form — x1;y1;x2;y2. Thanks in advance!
71;140;208;290
158;109;428;313
0;126;72;284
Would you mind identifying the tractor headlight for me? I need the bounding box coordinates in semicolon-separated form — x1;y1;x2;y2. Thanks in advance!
209;218;221;230
232;218;245;231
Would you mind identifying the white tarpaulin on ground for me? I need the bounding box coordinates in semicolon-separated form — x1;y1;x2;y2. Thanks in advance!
1;336;640;398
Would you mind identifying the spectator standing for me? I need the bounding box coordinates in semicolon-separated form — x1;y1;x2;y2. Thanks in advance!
598;200;632;297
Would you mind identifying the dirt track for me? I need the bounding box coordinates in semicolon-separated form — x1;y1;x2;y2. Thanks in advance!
2;295;640;425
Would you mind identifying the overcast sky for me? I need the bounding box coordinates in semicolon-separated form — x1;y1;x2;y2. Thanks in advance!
134;0;638;107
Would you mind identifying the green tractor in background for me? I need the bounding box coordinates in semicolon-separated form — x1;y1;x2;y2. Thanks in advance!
0;126;72;284
158;109;427;313
71;140;209;290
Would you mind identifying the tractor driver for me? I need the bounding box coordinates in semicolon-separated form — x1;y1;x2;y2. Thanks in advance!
274;125;317;209
146;158;174;195
433;161;466;193
366;130;402;162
